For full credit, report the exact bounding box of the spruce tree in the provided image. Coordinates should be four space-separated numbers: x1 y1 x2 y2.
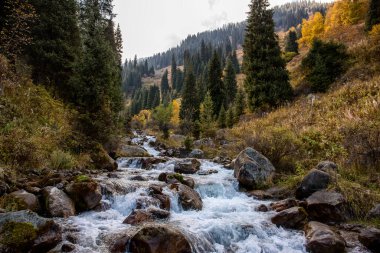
160 70 170 102
285 30 298 53
26 0 81 101
208 51 225 115
234 89 245 123
171 54 177 90
366 0 380 32
231 50 241 74
226 107 234 128
115 24 123 64
217 105 227 128
224 58 237 106
200 92 216 137
243 0 293 111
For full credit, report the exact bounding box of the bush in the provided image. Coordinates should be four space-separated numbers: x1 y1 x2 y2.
283 52 297 62
302 39 348 92
183 136 194 151
49 150 75 170
0 222 37 250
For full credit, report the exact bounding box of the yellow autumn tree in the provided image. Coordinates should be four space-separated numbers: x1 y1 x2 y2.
299 12 325 47
170 99 181 126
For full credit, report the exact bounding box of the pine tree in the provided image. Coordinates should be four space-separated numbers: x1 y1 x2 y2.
208 51 225 115
115 24 123 64
217 105 227 128
180 67 199 134
366 0 380 32
243 0 293 111
171 54 177 90
26 0 81 100
161 70 170 102
226 107 234 128
231 50 240 74
224 58 237 106
234 89 245 123
200 92 216 137
285 29 298 53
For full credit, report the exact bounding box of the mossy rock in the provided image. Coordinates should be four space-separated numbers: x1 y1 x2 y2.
167 173 184 183
0 195 28 212
0 221 37 250
75 175 91 183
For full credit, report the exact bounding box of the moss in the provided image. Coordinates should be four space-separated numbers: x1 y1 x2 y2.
0 221 37 249
167 173 184 184
0 195 27 212
75 174 91 183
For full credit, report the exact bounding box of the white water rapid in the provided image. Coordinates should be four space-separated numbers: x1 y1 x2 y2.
57 133 308 253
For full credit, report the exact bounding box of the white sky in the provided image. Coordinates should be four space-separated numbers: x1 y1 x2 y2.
113 0 329 61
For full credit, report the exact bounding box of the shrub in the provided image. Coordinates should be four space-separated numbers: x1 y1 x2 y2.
49 150 75 170
302 39 348 92
183 136 194 151
283 52 297 62
0 222 37 250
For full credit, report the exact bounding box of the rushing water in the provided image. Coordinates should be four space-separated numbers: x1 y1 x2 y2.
57 134 308 253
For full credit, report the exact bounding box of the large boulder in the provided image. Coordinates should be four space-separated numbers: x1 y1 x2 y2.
188 149 204 159
120 145 150 157
0 210 62 253
65 177 102 212
232 147 275 189
316 161 338 174
128 224 192 253
368 204 380 219
304 221 346 253
174 159 201 174
306 191 348 223
42 187 75 218
270 198 299 212
271 207 307 229
0 190 40 212
295 169 331 199
123 208 170 226
170 184 202 211
358 228 380 253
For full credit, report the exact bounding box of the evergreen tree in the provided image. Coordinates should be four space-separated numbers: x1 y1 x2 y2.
180 67 199 134
226 107 234 128
217 105 227 128
224 58 237 106
175 69 184 93
200 92 216 137
231 50 240 74
144 60 148 75
26 0 81 101
160 70 170 102
149 66 155 76
234 89 245 123
285 29 298 53
133 54 137 68
208 51 225 115
115 24 123 64
243 0 293 111
171 54 177 90
366 0 380 32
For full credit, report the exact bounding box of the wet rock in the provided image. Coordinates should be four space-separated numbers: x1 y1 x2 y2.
42 187 75 218
181 177 195 189
146 207 170 219
120 145 151 157
188 149 204 159
0 190 40 212
171 184 202 211
358 227 380 253
304 221 346 253
174 159 201 174
368 204 380 219
270 198 299 212
271 207 307 229
65 178 102 212
255 204 269 212
107 173 119 179
135 196 161 209
141 157 168 169
296 169 331 199
316 161 338 174
198 169 218 175
232 147 275 190
249 186 291 200
151 193 171 211
306 191 348 223
129 224 192 253
123 210 153 225
158 172 168 182
109 234 131 253
61 243 75 252
0 210 62 253
0 181 9 197
130 175 148 181
93 200 112 212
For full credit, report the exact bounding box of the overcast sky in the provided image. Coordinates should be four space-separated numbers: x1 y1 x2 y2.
113 0 328 61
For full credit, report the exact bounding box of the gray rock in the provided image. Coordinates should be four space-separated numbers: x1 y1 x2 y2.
306 191 348 223
43 187 75 218
271 207 308 229
170 183 202 211
0 190 40 212
358 227 380 253
296 169 331 199
65 180 102 212
304 221 346 253
232 147 275 189
188 149 204 159
120 145 150 157
174 159 201 174
129 224 191 253
316 161 338 173
368 204 380 219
